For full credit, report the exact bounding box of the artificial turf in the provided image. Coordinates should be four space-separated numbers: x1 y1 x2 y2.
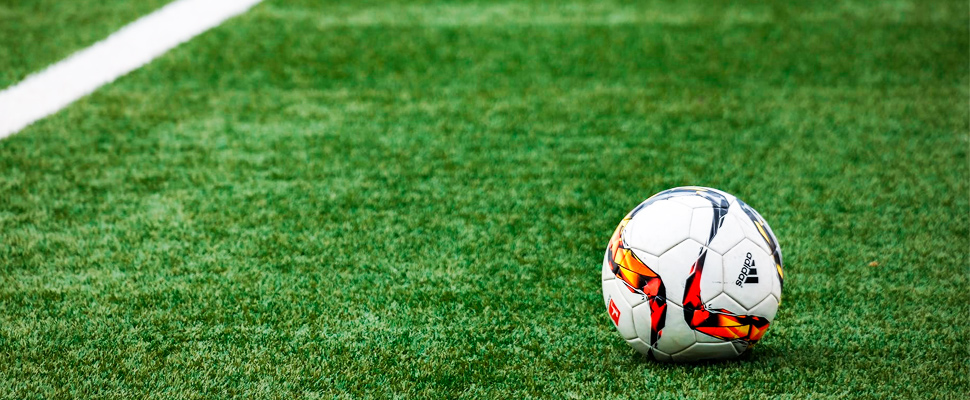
0 0 968 398
0 0 172 88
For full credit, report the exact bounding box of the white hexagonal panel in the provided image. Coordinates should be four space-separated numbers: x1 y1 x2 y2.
689 208 746 255
688 206 715 244
748 294 780 322
632 301 653 345
671 342 739 362
657 239 705 306
633 302 653 344
722 239 775 310
602 278 637 340
654 303 696 355
623 200 693 257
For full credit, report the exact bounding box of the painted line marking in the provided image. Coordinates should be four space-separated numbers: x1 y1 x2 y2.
0 0 264 139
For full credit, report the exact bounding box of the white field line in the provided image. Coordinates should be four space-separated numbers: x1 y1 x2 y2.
0 0 263 139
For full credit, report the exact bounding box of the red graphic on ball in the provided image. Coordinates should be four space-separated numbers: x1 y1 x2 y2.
608 298 621 326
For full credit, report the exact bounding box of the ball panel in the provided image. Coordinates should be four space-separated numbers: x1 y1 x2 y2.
693 293 747 343
770 265 783 301
731 203 775 255
654 303 696 355
707 292 747 314
602 279 637 340
671 342 739 362
688 206 712 242
697 251 724 305
658 186 738 205
624 200 692 257
656 239 705 307
668 194 720 209
626 338 651 357
733 341 749 355
631 301 653 345
748 294 780 322
760 219 781 257
734 199 784 287
694 332 726 343
689 207 745 255
650 348 673 362
628 248 660 276
722 239 775 310
601 252 614 282
616 275 648 308
700 186 737 203
715 212 749 255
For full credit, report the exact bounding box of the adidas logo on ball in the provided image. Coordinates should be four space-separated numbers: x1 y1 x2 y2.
735 252 759 287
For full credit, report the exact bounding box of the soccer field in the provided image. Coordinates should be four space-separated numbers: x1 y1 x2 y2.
1 0 967 398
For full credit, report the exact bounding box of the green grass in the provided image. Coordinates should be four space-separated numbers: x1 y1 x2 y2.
0 0 172 88
1 0 968 398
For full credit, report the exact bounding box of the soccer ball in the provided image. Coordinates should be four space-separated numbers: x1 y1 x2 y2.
601 186 784 362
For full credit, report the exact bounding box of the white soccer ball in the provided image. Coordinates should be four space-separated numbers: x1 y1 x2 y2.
601 186 784 362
